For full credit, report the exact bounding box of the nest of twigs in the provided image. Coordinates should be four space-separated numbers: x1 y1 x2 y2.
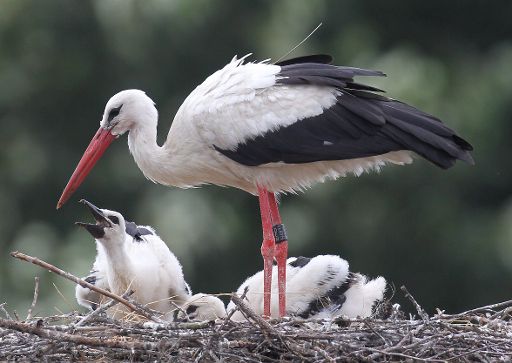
1 251 512 362
1 302 511 362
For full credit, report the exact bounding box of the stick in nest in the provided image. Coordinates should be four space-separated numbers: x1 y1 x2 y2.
74 290 134 327
229 295 274 334
0 303 12 320
229 294 295 356
10 251 160 322
0 318 160 352
26 277 40 320
401 285 429 322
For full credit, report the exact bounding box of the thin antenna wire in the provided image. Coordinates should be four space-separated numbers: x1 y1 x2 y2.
275 22 323 64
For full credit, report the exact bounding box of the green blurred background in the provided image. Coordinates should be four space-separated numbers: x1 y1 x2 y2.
1 0 511 318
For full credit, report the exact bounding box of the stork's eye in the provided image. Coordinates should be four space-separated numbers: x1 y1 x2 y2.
107 105 123 123
109 216 119 225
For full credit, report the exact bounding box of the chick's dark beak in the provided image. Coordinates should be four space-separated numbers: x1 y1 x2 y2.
75 199 111 239
79 199 111 225
75 222 106 239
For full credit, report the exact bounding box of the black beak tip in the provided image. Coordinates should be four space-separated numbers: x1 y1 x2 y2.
78 199 110 225
79 199 94 207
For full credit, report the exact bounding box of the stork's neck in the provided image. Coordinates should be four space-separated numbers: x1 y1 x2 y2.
99 238 134 293
127 118 188 187
128 124 168 184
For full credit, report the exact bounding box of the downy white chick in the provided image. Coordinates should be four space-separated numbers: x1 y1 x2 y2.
75 199 191 320
227 255 386 320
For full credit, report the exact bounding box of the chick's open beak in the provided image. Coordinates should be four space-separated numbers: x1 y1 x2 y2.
75 199 111 239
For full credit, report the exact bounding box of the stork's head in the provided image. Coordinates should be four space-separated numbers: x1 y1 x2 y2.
101 90 157 136
75 199 126 245
176 294 227 321
56 90 157 209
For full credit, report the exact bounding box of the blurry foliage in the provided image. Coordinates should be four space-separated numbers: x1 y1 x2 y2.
0 0 511 317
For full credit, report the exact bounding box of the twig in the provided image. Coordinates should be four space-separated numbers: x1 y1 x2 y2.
200 288 252 358
223 287 250 326
0 303 12 320
489 306 512 320
0 317 160 351
229 295 274 334
26 277 40 320
74 290 134 327
10 251 158 322
452 299 512 318
363 319 391 346
401 285 429 322
52 282 74 312
367 347 444 362
129 298 166 323
229 296 298 358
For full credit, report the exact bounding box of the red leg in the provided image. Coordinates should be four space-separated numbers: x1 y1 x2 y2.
258 186 274 318
268 192 288 318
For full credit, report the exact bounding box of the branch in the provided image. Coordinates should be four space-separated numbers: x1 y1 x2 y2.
0 317 159 351
229 295 275 334
455 299 512 317
10 251 158 322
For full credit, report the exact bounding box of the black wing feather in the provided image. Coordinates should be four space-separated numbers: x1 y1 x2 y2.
215 58 474 169
125 221 153 242
298 272 356 319
275 54 333 66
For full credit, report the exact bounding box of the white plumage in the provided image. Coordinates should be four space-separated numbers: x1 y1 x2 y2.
111 60 411 194
75 200 191 321
226 255 386 320
76 256 110 311
176 255 387 322
175 293 227 321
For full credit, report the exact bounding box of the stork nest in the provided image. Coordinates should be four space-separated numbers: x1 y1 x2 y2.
2 251 512 362
1 295 512 362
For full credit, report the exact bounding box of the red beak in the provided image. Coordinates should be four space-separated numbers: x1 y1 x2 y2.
57 127 117 209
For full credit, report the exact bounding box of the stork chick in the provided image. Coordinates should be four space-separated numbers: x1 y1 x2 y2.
178 255 386 321
75 199 191 320
227 255 386 320
174 293 227 322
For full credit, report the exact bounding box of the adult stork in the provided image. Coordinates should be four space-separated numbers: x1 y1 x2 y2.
57 54 474 318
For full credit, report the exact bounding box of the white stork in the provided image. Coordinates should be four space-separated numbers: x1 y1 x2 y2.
227 255 386 320
57 54 474 318
75 199 192 320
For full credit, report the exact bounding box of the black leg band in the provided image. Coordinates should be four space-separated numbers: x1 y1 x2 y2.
272 224 288 243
